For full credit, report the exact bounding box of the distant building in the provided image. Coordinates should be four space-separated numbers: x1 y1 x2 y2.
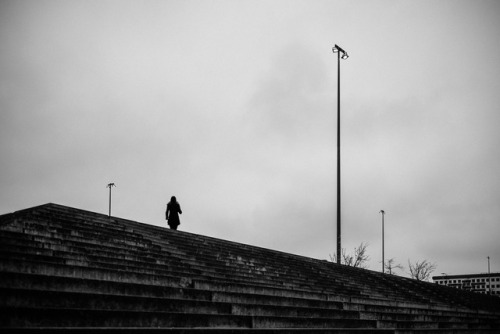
433 273 500 296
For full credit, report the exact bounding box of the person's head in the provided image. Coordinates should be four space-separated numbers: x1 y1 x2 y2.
170 196 177 203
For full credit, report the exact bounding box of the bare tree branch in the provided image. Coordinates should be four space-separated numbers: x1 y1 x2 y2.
330 242 370 269
384 258 404 275
408 259 436 281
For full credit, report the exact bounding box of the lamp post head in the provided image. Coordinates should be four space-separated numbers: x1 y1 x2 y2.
332 44 349 59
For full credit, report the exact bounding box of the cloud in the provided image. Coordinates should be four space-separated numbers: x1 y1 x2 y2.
248 43 331 141
1 0 500 276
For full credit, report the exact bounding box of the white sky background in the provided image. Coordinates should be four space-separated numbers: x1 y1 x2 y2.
1 0 500 278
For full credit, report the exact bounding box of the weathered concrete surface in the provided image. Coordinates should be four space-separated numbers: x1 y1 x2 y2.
1 203 499 333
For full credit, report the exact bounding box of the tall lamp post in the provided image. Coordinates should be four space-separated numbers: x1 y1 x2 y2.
107 183 115 217
380 210 385 273
332 44 349 264
488 256 491 295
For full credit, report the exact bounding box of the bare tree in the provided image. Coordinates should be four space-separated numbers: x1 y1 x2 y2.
330 242 370 269
384 258 404 275
408 259 436 281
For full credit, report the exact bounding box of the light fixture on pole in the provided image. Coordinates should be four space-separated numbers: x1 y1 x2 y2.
380 210 385 273
332 44 349 264
107 183 115 217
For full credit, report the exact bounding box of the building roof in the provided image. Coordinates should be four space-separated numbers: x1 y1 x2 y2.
433 273 500 280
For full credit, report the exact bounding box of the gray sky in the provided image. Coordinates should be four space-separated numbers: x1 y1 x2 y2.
1 0 499 278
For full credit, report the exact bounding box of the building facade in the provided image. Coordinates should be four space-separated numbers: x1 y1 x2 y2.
433 273 500 296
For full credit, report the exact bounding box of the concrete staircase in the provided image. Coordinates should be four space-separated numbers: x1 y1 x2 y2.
1 203 499 333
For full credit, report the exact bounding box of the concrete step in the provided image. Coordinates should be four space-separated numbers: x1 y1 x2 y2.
0 262 357 313
354 303 499 321
0 287 360 319
5 207 476 309
0 253 349 305
1 307 252 328
199 280 498 325
394 330 500 334
0 230 184 266
0 241 195 275
117 236 418 303
0 238 164 264
193 280 417 310
361 310 471 323
0 257 189 288
5 273 486 329
0 271 345 311
2 328 396 333
2 228 387 303
1 230 347 292
2 203 500 332
0 252 488 328
0 271 209 300
0 288 230 314
1 266 492 328
1 307 378 329
6 271 480 325
0 249 342 296
5 219 403 303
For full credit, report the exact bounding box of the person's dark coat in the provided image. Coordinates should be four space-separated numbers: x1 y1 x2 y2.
166 200 182 230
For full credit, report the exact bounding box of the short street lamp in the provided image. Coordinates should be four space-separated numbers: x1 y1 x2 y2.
380 210 385 273
107 183 116 217
488 256 491 295
332 44 349 264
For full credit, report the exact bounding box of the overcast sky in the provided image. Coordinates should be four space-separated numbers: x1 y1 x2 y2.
1 0 499 278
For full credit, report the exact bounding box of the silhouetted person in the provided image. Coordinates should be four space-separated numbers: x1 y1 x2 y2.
166 196 182 230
